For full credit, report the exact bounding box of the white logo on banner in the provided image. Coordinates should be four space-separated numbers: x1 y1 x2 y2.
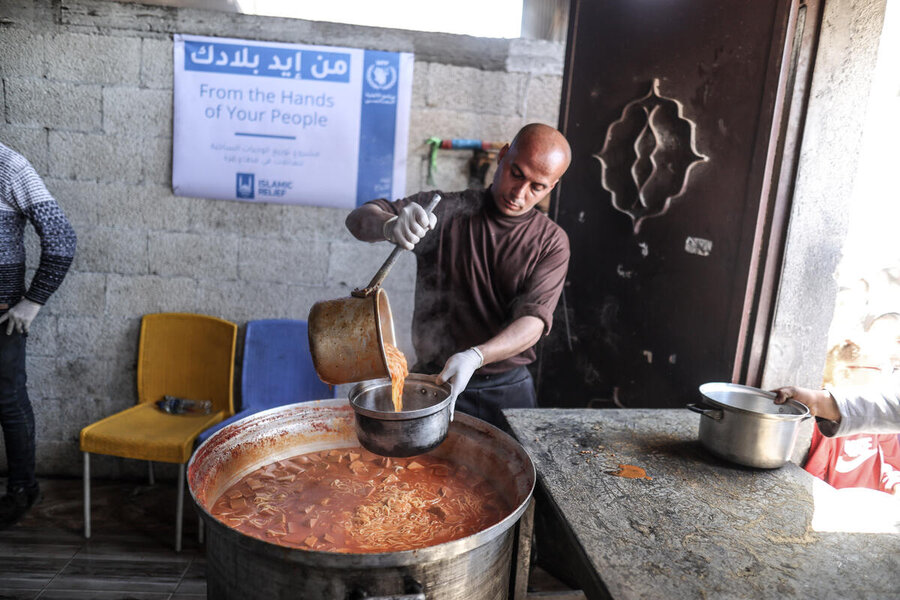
366 62 397 91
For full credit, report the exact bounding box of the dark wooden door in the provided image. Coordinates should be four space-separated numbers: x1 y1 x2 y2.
538 0 802 408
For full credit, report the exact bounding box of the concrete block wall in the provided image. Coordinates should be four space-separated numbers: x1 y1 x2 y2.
0 0 563 478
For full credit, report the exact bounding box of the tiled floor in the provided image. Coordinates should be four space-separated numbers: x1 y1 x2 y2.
0 477 205 600
0 477 581 600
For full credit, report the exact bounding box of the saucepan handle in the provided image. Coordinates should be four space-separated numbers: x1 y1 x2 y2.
783 398 815 420
687 403 724 421
353 194 442 298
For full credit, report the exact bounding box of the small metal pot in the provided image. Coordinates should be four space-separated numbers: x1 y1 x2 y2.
349 374 452 457
688 382 811 469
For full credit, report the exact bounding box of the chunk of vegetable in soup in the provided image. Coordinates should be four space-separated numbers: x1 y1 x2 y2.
210 447 509 553
384 342 408 412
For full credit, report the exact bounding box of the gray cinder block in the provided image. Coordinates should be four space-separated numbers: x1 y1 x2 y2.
45 32 142 85
71 226 149 275
141 37 174 90
6 78 102 131
148 231 239 280
105 274 201 317
238 236 329 286
103 87 172 137
49 131 144 183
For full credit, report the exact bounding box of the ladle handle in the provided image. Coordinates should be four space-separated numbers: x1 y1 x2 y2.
353 194 441 297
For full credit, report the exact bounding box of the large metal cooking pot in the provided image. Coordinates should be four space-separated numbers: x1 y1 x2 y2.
188 398 535 600
688 382 811 469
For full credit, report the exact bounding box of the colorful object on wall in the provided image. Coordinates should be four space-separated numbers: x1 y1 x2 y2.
426 137 506 185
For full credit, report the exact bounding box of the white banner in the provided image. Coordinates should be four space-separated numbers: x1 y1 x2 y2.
172 34 413 208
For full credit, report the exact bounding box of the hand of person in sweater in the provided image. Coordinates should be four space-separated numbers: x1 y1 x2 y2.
383 202 437 251
0 298 41 335
437 347 484 420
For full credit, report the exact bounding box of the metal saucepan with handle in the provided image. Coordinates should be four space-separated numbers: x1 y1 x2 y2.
308 193 441 385
688 382 811 468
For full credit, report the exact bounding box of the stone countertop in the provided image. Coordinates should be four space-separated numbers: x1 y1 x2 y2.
503 408 900 600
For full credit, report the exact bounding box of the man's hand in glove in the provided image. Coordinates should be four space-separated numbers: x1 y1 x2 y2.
437 347 484 420
383 202 437 251
0 298 42 335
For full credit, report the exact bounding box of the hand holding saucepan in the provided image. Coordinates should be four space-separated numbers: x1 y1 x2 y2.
437 347 484 421
383 202 438 251
772 386 842 422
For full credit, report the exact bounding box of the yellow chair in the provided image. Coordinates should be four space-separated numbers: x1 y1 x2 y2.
79 312 237 551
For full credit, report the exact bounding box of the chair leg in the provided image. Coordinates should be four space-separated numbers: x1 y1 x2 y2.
148 461 155 486
83 452 91 539
198 515 204 544
175 463 185 552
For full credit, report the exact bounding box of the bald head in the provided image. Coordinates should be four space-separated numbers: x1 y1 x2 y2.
509 123 572 180
490 123 571 217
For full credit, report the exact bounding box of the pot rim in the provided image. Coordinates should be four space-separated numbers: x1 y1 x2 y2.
698 382 810 422
349 374 451 421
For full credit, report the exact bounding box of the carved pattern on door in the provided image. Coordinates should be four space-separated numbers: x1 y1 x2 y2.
594 79 708 233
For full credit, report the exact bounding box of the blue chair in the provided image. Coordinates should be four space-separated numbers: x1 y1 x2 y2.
196 319 332 445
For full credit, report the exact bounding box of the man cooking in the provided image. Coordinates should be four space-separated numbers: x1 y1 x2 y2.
345 123 572 428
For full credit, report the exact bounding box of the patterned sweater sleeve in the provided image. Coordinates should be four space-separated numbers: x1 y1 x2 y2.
9 164 77 305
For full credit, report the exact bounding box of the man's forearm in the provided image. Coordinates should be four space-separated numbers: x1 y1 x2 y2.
476 316 544 366
345 203 393 242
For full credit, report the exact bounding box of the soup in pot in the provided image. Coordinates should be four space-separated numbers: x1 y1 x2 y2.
210 446 509 553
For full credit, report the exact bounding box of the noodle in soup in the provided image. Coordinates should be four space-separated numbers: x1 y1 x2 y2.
210 446 509 553
384 342 408 412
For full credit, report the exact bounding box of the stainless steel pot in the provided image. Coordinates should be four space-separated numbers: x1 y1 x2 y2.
349 374 452 457
188 398 535 600
688 382 811 469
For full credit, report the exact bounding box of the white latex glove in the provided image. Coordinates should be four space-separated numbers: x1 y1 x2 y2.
437 347 484 420
383 202 437 251
0 298 42 335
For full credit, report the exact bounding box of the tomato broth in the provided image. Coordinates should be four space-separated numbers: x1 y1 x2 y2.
210 446 510 553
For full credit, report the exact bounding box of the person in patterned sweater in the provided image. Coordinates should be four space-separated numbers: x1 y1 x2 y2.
0 142 76 529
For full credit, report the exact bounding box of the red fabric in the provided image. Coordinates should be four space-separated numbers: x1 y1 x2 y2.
804 425 900 493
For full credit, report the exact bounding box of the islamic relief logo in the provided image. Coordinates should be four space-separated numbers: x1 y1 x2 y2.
366 60 398 91
236 173 255 199
594 79 708 233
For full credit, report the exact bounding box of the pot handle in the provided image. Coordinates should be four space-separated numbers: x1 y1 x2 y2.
349 577 426 600
687 403 723 421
